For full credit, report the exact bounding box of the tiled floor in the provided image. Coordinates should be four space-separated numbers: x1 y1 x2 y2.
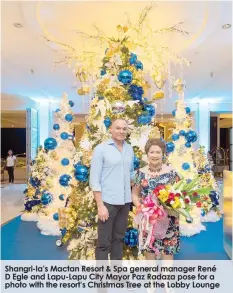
1 183 26 225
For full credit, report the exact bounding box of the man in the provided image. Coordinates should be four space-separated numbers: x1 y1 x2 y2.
90 118 134 260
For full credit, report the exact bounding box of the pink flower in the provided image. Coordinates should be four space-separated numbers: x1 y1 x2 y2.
153 185 166 196
184 197 190 204
168 193 175 200
141 179 149 188
196 201 202 208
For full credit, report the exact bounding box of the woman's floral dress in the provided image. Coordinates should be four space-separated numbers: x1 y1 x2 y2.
134 169 180 255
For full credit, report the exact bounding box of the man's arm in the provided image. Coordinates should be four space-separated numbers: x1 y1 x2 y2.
130 150 135 185
90 146 109 222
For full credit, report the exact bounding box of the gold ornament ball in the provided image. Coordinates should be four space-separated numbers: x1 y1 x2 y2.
184 121 191 128
174 78 186 94
152 91 164 100
51 151 57 158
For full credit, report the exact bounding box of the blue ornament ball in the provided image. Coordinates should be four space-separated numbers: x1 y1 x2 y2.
59 194 65 201
132 92 143 101
166 142 175 153
41 192 53 205
25 200 41 212
61 158 70 166
138 114 152 125
65 114 73 122
59 174 72 186
124 228 138 247
204 165 211 172
179 130 186 136
129 53 137 65
172 109 176 117
61 228 67 236
172 133 180 141
60 132 69 140
30 177 41 187
185 107 191 114
201 209 206 217
75 165 89 182
133 156 140 170
101 69 106 76
53 213 59 221
74 162 82 169
135 60 143 70
209 191 219 205
182 163 190 170
130 53 137 59
44 137 57 150
104 117 111 129
78 227 84 233
128 84 144 101
53 124 60 131
185 130 197 143
118 70 133 85
55 109 61 113
35 189 41 196
69 100 74 107
144 104 156 117
185 142 192 148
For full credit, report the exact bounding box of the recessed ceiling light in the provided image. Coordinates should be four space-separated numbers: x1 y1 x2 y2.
12 125 14 127
14 23 23 28
222 24 231 29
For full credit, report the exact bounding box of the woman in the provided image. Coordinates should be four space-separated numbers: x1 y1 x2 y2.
6 150 16 183
132 139 179 292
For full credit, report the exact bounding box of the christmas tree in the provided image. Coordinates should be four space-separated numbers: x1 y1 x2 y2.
193 146 221 222
41 5 204 258
22 93 79 236
166 98 221 236
56 31 191 260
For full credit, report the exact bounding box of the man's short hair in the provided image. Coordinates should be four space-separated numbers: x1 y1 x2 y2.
111 118 128 126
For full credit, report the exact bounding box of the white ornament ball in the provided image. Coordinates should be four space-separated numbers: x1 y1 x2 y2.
56 240 62 247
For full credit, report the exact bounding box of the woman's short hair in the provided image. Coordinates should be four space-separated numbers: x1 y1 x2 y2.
145 138 166 154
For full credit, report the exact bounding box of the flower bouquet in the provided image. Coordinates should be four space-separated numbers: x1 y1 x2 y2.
134 195 170 254
153 175 213 221
134 175 212 254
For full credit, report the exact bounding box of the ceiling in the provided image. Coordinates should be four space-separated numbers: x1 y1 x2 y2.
1 1 232 113
1 111 26 128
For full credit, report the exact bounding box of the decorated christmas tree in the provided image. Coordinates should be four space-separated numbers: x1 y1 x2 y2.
166 97 221 236
193 146 221 222
22 93 79 236
55 26 191 260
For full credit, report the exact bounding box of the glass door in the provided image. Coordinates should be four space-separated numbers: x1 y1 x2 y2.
26 108 39 178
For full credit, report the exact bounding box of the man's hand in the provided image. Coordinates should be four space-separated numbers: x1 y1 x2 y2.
98 204 109 222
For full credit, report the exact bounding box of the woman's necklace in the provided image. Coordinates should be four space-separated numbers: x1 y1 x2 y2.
148 164 162 176
148 165 162 172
